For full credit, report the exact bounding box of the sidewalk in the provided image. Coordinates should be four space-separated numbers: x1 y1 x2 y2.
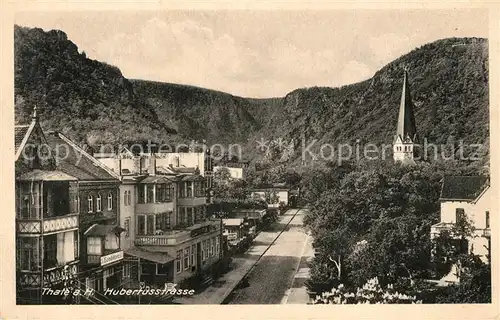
282 229 315 304
173 209 300 304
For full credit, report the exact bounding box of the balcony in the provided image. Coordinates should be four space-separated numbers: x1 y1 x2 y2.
17 214 78 235
136 202 174 214
177 196 206 207
430 222 454 236
135 219 221 247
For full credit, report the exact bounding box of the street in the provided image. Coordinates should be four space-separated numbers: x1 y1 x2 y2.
225 209 312 304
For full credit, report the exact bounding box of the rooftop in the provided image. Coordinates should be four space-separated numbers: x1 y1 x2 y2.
440 176 489 201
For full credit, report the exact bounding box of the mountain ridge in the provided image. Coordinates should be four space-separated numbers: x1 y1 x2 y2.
14 25 489 166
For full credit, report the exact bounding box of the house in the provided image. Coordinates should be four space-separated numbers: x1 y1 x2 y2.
431 176 492 264
100 155 222 288
15 108 80 304
232 208 266 235
42 131 124 297
213 165 244 180
251 183 290 207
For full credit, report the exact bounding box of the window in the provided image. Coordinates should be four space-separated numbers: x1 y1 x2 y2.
123 264 131 278
141 263 155 275
137 215 146 235
186 182 193 198
74 230 79 259
18 238 38 271
146 215 155 235
88 195 93 213
184 247 190 270
107 193 113 210
201 241 205 261
105 234 119 250
456 208 466 225
156 184 173 203
176 250 182 273
127 190 132 206
165 212 172 228
155 213 163 231
87 237 102 255
187 207 193 225
157 263 169 275
44 234 57 267
96 194 102 212
179 183 186 198
138 187 145 204
194 182 201 197
216 237 220 256
124 218 130 237
146 185 154 203
123 191 128 206
486 211 490 228
210 238 215 256
190 244 196 266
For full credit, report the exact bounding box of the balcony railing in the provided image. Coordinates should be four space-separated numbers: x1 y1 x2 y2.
177 197 206 207
136 202 174 214
135 220 221 246
17 214 79 234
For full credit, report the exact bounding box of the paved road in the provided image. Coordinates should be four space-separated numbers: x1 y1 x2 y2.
173 209 301 304
226 209 310 304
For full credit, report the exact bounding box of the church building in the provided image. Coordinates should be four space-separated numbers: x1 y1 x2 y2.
393 68 419 164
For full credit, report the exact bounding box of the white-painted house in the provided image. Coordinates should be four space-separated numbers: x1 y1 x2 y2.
213 166 243 179
431 176 491 263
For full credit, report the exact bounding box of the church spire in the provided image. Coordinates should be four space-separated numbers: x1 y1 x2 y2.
396 67 417 143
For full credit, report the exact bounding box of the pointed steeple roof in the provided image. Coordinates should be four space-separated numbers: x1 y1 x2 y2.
396 68 418 143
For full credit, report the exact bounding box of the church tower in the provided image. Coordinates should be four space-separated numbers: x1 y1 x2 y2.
393 67 418 164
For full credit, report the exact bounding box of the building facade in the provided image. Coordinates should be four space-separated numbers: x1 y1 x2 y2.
15 109 80 304
431 176 491 264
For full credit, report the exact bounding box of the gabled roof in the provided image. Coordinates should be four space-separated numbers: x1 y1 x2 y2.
45 131 120 181
395 69 418 143
18 169 78 182
440 176 489 201
15 125 31 155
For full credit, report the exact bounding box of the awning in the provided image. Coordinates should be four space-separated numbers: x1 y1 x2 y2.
84 224 126 236
125 247 175 264
17 170 78 182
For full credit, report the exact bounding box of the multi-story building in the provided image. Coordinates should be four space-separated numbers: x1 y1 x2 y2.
96 152 222 288
42 131 124 296
15 108 80 304
431 176 492 264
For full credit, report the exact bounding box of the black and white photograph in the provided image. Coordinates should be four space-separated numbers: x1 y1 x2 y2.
3 5 496 312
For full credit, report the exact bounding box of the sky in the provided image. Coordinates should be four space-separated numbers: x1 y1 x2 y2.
15 9 489 98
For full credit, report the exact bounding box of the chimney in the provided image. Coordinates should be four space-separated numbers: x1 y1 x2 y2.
148 153 156 175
